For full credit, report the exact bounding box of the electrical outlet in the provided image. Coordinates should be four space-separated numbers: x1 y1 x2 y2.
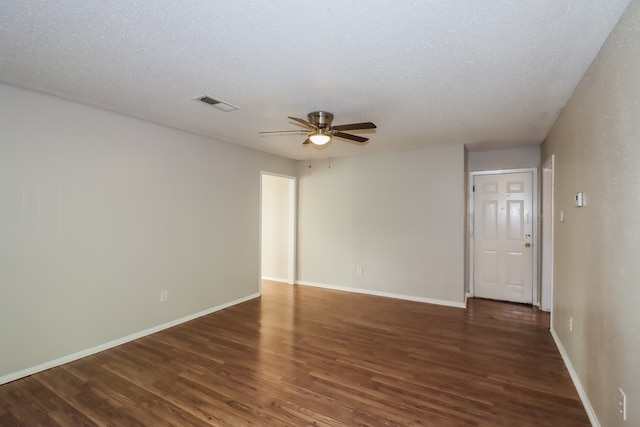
160 290 168 302
569 316 573 332
357 266 363 275
619 388 627 421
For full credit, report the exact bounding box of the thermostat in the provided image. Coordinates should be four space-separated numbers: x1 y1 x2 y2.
575 192 584 207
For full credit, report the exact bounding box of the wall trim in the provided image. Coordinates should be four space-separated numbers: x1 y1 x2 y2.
0 292 260 386
468 168 539 305
261 276 288 283
260 171 297 285
550 327 600 427
296 281 466 309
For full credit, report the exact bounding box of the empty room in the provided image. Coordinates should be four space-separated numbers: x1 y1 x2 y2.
1 1 639 426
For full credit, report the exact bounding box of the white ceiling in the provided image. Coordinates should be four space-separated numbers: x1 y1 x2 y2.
0 1 632 160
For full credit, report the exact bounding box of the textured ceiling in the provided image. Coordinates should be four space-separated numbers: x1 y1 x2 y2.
0 1 632 160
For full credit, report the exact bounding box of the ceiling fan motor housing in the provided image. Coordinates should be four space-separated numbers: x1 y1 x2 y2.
308 111 333 129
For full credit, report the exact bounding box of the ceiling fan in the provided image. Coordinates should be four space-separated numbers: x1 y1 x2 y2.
260 111 376 146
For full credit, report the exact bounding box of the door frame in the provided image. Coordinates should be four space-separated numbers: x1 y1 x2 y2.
541 156 555 313
468 168 539 306
260 172 297 291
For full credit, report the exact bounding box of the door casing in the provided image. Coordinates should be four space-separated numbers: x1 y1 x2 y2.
260 172 297 291
541 156 554 313
468 168 539 306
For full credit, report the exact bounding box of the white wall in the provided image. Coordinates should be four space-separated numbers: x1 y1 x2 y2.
0 83 296 381
261 174 291 281
542 1 640 425
467 146 540 171
297 144 466 306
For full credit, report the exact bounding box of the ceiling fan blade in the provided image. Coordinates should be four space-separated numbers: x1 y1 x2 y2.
333 131 369 143
288 116 314 129
302 138 311 145
259 129 308 134
332 122 376 131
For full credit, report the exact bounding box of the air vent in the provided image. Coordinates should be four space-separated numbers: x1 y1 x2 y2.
197 95 239 112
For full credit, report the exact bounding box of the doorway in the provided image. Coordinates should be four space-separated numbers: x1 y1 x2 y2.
260 172 296 286
469 169 538 305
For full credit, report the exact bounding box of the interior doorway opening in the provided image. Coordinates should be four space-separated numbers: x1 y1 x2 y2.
260 172 296 287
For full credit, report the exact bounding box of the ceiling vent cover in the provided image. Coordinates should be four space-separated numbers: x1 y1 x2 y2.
197 95 239 112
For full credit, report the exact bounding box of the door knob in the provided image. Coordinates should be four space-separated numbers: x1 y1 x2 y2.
524 242 531 248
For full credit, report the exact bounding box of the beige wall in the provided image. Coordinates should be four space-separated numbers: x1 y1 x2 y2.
542 1 640 425
467 146 540 171
297 145 466 306
0 83 296 381
261 174 291 281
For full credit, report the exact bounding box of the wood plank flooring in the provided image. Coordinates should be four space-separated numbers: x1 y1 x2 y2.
0 281 589 426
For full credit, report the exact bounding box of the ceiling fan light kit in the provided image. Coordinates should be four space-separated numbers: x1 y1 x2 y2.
260 111 376 146
309 130 331 145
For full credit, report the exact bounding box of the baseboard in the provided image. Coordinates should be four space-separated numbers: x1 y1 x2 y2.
261 276 288 283
550 327 600 427
296 281 466 309
0 292 260 386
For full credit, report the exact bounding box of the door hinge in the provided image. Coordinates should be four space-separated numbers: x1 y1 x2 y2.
472 185 475 192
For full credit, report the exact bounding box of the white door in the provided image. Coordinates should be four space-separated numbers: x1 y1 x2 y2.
473 172 533 304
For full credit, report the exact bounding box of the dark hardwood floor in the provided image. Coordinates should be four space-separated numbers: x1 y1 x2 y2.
0 280 589 426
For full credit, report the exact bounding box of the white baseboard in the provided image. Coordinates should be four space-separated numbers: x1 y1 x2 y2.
550 327 600 427
296 281 466 309
261 276 288 283
0 292 260 386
